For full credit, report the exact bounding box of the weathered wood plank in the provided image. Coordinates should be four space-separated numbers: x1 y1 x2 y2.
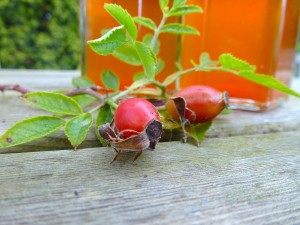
1 93 300 153
1 72 300 153
0 131 299 224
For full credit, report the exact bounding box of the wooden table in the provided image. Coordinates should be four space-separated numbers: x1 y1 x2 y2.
1 70 300 224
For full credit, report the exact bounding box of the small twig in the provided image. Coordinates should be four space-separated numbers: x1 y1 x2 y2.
65 85 105 101
0 84 31 95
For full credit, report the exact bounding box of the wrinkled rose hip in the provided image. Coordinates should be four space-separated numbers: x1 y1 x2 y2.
114 98 160 138
166 85 229 123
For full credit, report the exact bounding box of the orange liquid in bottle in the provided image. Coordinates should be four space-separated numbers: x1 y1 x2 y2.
181 0 294 111
272 0 300 100
80 0 178 89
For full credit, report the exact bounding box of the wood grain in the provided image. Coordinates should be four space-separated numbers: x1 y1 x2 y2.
1 131 300 225
1 93 300 153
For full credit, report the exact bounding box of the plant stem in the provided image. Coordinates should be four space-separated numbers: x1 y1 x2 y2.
111 79 150 102
0 84 31 94
65 86 105 101
150 80 166 97
150 13 168 50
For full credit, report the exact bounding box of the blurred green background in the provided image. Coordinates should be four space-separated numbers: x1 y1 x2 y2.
0 0 79 70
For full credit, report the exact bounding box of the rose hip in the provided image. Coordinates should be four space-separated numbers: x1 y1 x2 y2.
166 85 229 123
114 98 160 138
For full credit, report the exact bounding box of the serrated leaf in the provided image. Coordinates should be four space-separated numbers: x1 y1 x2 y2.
71 95 96 108
72 77 94 88
64 113 93 149
219 54 255 71
0 116 65 149
169 5 202 16
133 17 157 30
95 104 114 146
238 71 300 98
104 4 137 41
199 52 219 67
173 0 187 8
24 92 83 115
88 26 126 56
101 70 120 90
135 41 157 80
160 23 200 35
112 43 141 65
159 0 169 12
186 121 212 146
143 34 160 55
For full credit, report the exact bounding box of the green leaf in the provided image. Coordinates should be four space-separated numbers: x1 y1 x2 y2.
156 58 165 74
24 92 83 115
159 0 169 12
133 72 145 81
104 4 137 41
87 26 126 56
64 113 93 149
95 104 114 146
112 43 141 65
238 71 300 98
0 116 65 149
101 70 120 90
160 23 200 35
185 121 212 146
219 54 255 71
143 34 160 55
220 108 233 115
169 5 202 17
199 52 219 67
162 70 183 86
173 0 187 8
71 95 96 108
133 17 157 30
134 41 157 80
72 77 94 88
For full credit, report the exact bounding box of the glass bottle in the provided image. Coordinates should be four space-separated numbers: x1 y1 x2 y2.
180 0 299 111
79 0 178 89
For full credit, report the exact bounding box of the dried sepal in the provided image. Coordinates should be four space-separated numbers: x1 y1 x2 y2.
169 96 195 142
98 119 163 162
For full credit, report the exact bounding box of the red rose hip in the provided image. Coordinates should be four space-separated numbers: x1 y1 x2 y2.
166 85 229 123
114 98 160 138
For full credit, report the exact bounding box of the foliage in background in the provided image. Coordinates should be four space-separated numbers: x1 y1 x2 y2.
0 0 79 69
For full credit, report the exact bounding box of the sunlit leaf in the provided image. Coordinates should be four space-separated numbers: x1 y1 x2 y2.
219 53 255 71
71 95 96 108
64 113 93 149
72 77 94 88
112 43 141 65
160 23 200 35
0 116 65 149
238 71 300 98
169 5 202 17
104 4 137 41
186 121 212 146
101 70 120 90
133 17 157 30
88 26 126 56
95 104 114 146
135 41 157 80
24 92 83 115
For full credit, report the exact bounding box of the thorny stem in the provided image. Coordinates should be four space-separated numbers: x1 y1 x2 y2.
0 84 31 95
